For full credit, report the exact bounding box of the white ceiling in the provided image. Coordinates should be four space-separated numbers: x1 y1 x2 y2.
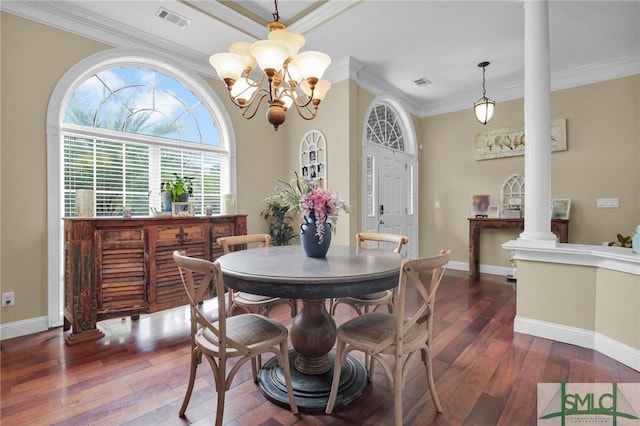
3 0 639 117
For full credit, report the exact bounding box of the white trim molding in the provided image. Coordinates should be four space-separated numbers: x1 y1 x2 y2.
515 316 640 372
505 240 640 371
0 317 49 341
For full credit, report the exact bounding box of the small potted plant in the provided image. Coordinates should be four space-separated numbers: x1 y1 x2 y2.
161 173 194 211
261 200 297 246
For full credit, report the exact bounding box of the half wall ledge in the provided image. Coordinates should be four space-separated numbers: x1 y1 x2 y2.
502 241 640 371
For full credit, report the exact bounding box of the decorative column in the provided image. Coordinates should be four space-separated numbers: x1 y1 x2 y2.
518 0 557 247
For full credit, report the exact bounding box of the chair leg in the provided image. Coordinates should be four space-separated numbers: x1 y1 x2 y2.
393 355 404 426
250 356 258 383
179 348 200 417
325 339 346 414
423 346 442 412
214 363 226 426
279 340 299 414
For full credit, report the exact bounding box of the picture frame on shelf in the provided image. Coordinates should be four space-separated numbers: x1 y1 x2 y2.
172 202 194 217
488 206 500 218
551 199 571 220
472 194 491 217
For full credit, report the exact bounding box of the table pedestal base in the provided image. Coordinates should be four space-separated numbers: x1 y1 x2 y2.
259 349 368 413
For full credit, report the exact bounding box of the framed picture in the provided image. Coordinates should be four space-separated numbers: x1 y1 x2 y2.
472 194 491 217
488 206 500 218
172 202 194 217
551 199 571 220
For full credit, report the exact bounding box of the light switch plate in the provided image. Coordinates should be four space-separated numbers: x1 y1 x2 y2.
597 198 619 208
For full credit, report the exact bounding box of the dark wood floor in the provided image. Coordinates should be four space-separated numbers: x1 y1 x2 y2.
2 270 639 425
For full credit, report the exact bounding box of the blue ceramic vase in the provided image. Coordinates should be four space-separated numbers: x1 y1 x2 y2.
300 216 332 258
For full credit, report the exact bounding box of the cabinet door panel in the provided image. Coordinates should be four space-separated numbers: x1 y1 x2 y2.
149 224 210 311
97 229 146 313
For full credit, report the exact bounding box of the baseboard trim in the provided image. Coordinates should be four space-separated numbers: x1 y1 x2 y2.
447 261 511 278
514 316 639 371
0 316 49 340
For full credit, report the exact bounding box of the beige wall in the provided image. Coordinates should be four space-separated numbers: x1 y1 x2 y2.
419 75 640 267
0 13 285 324
517 260 640 352
2 11 639 327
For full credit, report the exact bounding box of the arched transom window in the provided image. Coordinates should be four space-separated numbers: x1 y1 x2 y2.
365 103 406 152
62 65 229 216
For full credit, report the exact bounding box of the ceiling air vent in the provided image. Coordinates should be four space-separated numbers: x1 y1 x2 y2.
157 8 190 28
413 77 432 87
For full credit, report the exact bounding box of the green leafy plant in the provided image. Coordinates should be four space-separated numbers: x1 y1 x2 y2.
162 173 194 202
261 201 297 246
608 234 632 248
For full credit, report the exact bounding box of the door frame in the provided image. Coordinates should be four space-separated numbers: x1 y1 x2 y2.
360 95 419 258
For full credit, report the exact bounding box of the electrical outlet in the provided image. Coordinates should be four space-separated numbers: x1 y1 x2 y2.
2 292 15 307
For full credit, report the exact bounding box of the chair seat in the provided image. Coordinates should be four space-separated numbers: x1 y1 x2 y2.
234 292 281 304
198 313 288 355
345 290 391 302
338 312 428 354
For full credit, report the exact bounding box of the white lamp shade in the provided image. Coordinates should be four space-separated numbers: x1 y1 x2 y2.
209 53 246 81
285 61 302 83
268 28 305 57
229 41 257 70
301 78 331 100
230 78 258 102
474 98 495 124
293 51 331 79
250 40 289 73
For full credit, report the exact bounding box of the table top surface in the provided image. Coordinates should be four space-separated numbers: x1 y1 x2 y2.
216 245 404 299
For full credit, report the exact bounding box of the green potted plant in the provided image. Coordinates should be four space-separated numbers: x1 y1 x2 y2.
261 200 297 246
161 173 194 211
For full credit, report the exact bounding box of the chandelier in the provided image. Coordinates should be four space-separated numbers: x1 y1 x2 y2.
473 61 495 125
209 0 332 131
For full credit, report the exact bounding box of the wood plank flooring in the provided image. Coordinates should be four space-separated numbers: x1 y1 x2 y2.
2 270 639 425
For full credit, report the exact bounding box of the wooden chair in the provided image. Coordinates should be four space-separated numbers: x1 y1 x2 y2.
330 232 409 316
325 249 451 426
216 234 298 318
173 250 298 425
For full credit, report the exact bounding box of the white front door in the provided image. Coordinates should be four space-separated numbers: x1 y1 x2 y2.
362 144 417 258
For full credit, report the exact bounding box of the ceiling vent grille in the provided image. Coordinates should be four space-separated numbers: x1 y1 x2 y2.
413 77 432 87
157 8 190 28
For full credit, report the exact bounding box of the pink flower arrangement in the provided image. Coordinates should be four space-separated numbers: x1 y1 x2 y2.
268 174 349 244
300 187 350 243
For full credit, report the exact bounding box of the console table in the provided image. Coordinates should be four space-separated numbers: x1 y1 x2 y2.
63 214 246 345
468 218 569 278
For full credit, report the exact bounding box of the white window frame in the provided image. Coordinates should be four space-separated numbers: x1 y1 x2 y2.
46 49 236 328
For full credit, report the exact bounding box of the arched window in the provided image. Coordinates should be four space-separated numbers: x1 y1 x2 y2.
47 50 235 328
62 65 229 216
365 103 406 152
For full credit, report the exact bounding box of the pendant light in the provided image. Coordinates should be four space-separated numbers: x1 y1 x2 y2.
473 61 495 125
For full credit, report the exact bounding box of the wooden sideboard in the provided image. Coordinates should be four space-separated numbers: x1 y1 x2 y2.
63 214 247 345
468 218 569 279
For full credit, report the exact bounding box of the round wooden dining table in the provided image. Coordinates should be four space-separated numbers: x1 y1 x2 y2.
216 244 403 412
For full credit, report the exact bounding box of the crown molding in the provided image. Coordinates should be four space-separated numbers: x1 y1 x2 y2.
416 54 640 118
1 0 218 79
288 0 364 34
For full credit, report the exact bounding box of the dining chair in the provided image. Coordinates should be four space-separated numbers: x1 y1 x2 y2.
330 232 409 316
216 234 298 318
173 250 298 425
325 249 451 426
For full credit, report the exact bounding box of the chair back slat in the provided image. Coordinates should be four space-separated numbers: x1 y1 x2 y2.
356 232 408 254
173 250 252 357
393 249 451 352
217 234 271 253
